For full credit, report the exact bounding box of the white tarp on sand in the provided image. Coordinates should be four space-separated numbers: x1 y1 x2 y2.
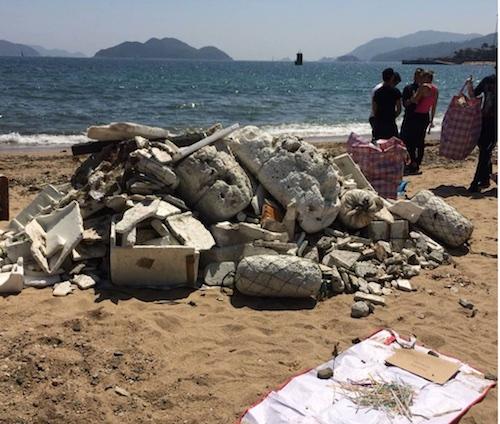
240 329 494 424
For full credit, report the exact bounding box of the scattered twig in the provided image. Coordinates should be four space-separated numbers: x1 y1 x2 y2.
331 342 340 404
338 375 415 421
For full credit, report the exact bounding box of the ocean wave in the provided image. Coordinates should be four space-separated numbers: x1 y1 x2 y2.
0 116 444 147
0 132 90 146
262 123 373 138
262 116 443 139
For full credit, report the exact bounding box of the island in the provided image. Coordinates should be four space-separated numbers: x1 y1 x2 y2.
335 54 361 62
94 37 232 60
402 43 497 65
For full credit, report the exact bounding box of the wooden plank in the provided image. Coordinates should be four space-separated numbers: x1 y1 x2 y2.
71 139 120 156
0 175 9 221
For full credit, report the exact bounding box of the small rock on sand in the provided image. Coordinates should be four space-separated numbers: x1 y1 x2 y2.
114 386 131 397
351 301 371 318
52 281 74 297
317 367 333 379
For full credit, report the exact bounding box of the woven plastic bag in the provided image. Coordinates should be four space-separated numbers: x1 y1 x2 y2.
338 189 384 229
411 190 473 247
440 88 482 160
347 133 407 199
235 255 322 298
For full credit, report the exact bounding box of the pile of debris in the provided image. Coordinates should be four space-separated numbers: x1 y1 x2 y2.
0 122 474 318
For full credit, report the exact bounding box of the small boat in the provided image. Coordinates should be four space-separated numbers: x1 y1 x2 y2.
295 52 303 65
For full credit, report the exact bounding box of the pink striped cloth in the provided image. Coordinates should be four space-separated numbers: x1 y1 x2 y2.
440 95 482 160
347 133 407 199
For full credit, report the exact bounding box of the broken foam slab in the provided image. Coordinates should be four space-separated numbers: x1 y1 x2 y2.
87 122 172 142
115 198 161 234
175 142 253 222
9 184 65 232
52 281 74 297
231 127 341 233
332 153 375 192
388 200 424 224
210 221 289 247
166 212 215 251
25 201 84 275
0 257 24 294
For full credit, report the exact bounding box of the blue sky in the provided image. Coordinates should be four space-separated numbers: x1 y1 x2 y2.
0 0 497 59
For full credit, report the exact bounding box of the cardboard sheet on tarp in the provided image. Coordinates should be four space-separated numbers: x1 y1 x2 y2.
239 329 495 424
386 348 460 385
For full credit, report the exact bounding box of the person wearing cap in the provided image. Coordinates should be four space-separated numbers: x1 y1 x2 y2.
466 66 497 192
371 68 402 140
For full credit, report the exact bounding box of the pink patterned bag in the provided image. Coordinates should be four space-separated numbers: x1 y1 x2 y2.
439 91 482 160
347 133 407 199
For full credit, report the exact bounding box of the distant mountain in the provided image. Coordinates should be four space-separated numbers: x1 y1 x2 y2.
95 37 232 60
347 30 483 61
372 33 497 61
318 57 336 62
0 40 39 57
31 45 86 58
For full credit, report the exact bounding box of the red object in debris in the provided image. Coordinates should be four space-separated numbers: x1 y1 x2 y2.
261 201 282 223
0 175 9 221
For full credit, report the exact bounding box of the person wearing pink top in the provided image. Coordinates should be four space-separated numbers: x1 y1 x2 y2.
406 70 439 173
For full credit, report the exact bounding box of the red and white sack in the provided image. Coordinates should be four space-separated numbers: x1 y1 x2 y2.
347 133 407 199
440 94 482 160
411 190 473 247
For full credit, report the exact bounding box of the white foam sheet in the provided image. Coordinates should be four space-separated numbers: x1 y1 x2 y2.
240 329 494 424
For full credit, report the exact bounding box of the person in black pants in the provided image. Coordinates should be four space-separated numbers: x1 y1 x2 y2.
405 70 439 173
400 68 423 172
372 68 402 140
467 70 497 193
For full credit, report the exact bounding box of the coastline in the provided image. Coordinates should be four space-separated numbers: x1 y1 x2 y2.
0 145 72 154
304 131 441 145
0 131 443 152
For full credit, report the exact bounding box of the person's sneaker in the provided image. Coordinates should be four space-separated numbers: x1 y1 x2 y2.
479 182 491 189
404 164 420 175
467 183 480 193
408 166 422 176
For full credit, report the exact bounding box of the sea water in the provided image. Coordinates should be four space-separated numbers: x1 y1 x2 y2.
0 57 494 146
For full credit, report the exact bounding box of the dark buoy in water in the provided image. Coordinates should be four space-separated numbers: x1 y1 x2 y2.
295 52 303 65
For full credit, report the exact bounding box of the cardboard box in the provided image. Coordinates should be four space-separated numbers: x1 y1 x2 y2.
110 219 199 288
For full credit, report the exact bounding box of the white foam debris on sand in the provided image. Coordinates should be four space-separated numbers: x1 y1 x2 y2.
0 121 473 318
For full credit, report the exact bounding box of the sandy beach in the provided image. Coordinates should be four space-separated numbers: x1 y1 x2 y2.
0 142 497 423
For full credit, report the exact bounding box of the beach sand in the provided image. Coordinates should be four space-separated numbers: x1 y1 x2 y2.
0 143 497 423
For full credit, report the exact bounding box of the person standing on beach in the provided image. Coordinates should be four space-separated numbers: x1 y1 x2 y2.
406 70 439 173
370 70 401 139
466 68 497 192
400 68 424 172
369 81 383 138
371 68 402 140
